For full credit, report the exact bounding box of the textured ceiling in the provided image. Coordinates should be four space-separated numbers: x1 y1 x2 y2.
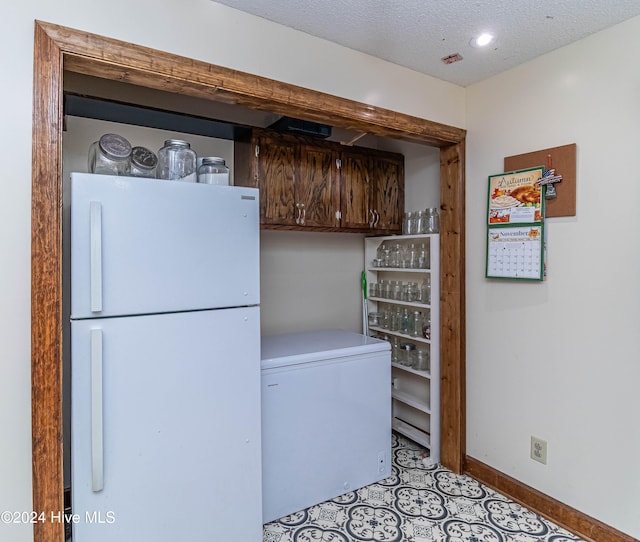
213 0 640 86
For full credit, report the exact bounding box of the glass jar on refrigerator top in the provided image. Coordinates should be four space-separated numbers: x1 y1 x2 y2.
157 139 197 182
128 146 158 178
88 133 132 175
197 157 229 185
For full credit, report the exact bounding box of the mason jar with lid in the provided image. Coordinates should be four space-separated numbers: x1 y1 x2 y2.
88 133 132 175
157 139 197 182
128 146 158 178
197 157 229 185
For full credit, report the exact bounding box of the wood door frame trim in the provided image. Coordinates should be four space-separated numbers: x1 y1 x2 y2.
31 20 466 542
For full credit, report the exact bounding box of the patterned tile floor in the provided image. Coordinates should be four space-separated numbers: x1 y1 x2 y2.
263 433 584 542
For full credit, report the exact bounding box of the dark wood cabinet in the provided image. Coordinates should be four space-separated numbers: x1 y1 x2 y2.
297 143 340 228
370 153 404 232
339 148 404 233
339 151 371 230
255 132 297 226
235 129 339 228
235 128 403 233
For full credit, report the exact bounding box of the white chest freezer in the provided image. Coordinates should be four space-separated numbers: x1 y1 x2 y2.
261 329 391 523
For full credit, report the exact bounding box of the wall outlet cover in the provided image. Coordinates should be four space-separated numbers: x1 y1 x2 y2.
530 436 547 465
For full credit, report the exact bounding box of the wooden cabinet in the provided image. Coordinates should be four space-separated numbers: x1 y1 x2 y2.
339 150 371 230
235 128 403 233
235 129 340 228
370 154 404 232
255 132 297 226
340 149 404 232
297 143 340 228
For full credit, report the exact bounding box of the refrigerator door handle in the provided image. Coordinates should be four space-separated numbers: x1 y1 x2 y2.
90 201 103 313
90 328 104 492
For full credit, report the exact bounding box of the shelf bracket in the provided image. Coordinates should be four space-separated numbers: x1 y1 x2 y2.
341 132 368 146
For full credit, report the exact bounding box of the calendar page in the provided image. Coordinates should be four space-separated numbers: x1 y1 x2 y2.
486 226 544 280
488 167 544 225
486 167 546 281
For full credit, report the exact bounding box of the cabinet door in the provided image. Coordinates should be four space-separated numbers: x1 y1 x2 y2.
371 154 404 233
340 151 372 229
297 144 340 227
257 133 297 226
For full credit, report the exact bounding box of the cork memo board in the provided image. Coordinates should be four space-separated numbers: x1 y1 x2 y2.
504 143 576 218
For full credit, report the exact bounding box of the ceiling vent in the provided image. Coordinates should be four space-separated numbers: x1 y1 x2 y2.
441 53 463 65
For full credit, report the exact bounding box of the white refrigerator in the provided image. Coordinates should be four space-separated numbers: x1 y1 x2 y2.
69 173 262 540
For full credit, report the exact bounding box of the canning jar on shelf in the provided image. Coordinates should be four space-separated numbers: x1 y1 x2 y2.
410 311 423 338
399 342 416 366
402 211 413 235
418 276 431 304
414 349 430 371
425 207 440 233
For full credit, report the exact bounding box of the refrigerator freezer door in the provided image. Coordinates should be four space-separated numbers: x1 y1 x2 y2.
71 307 262 541
70 173 259 319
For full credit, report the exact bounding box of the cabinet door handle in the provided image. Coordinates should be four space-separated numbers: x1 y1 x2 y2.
300 203 306 225
374 210 380 228
90 328 104 492
295 203 301 224
369 209 375 228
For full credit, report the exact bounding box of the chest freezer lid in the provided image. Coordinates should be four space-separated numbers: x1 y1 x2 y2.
261 329 389 369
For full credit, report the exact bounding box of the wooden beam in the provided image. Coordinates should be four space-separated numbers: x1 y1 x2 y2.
39 20 466 148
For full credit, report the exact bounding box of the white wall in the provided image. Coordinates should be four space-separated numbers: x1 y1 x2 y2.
1 2 463 540
260 231 366 336
466 16 640 538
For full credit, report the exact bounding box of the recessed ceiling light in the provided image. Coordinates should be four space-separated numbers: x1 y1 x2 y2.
470 33 494 48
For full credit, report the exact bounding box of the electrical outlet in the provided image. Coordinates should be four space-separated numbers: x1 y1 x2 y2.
530 436 547 464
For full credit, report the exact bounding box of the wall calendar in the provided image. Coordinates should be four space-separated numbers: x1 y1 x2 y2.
486 167 545 281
